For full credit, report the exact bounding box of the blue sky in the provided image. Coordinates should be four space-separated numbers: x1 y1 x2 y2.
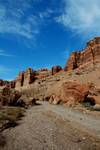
0 0 100 80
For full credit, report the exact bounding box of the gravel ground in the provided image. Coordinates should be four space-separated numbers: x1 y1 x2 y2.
1 102 100 150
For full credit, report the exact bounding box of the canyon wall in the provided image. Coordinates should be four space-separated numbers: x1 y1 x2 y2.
15 65 63 89
64 37 100 71
15 68 51 89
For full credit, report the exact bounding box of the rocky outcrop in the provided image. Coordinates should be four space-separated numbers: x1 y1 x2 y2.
23 68 35 86
64 37 100 71
45 80 89 106
15 68 52 89
15 68 36 89
36 69 51 79
52 66 62 75
15 72 24 88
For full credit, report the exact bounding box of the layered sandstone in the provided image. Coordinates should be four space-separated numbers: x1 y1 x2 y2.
15 68 52 89
64 37 100 71
35 69 51 79
15 68 35 89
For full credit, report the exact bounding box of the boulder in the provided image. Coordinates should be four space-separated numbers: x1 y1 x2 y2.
18 95 37 106
92 96 100 104
49 95 61 105
93 104 100 111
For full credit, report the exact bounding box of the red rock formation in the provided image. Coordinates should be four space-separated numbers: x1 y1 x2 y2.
23 68 35 86
52 66 62 75
64 37 100 71
36 69 51 79
15 68 36 88
15 72 24 88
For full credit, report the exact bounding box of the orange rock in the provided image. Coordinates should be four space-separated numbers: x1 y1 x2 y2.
64 37 100 71
46 81 89 106
92 96 100 104
15 72 24 88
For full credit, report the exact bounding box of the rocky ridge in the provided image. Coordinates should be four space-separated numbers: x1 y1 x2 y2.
64 37 100 71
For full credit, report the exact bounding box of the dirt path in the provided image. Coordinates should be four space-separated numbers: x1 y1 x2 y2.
1 102 100 150
42 102 100 138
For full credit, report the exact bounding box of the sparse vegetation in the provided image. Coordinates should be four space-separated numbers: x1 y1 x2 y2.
0 106 25 132
0 106 25 147
82 101 94 110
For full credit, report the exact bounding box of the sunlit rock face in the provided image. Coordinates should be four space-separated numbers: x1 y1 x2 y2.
64 37 100 71
15 68 35 89
23 68 35 86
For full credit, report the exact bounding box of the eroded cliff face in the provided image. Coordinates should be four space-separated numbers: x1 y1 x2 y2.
15 72 24 88
15 66 63 89
64 37 100 71
15 69 35 89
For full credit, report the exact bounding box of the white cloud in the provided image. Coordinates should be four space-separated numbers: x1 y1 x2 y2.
0 65 11 74
0 49 13 57
0 1 43 39
57 0 100 38
0 65 13 80
0 0 57 41
39 9 54 19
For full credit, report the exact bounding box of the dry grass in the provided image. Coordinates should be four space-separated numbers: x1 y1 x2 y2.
0 106 25 131
0 106 25 148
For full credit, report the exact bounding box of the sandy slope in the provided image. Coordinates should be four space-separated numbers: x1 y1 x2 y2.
1 101 100 150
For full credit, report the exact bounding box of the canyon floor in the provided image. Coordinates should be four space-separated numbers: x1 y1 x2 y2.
1 101 100 150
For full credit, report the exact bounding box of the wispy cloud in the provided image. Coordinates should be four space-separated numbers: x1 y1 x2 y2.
56 0 100 38
0 0 46 39
0 0 61 41
0 49 13 57
0 65 11 74
0 65 12 80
